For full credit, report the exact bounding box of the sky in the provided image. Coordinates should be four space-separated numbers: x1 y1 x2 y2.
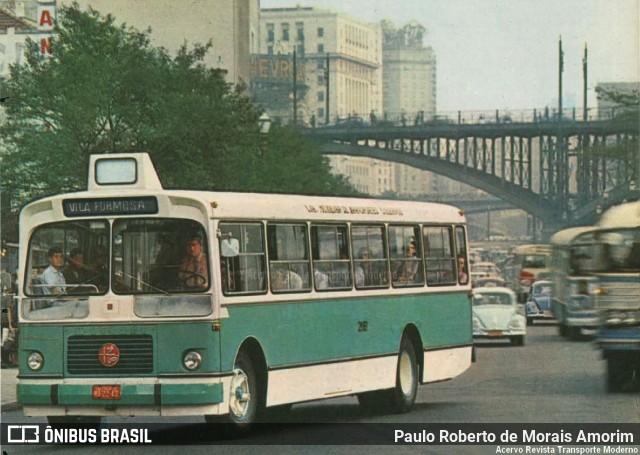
262 0 639 112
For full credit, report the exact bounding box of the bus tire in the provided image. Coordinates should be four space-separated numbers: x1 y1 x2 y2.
568 326 581 340
358 338 419 415
558 324 568 338
228 350 259 427
607 353 635 393
206 350 260 434
389 337 419 413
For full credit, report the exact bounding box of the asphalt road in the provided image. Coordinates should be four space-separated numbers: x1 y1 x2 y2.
2 323 638 455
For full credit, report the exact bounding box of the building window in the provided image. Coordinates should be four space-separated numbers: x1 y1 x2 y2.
317 43 324 53
266 23 274 42
267 45 273 55
317 27 324 37
281 23 290 41
297 45 305 57
317 108 325 119
317 74 324 85
317 91 325 102
296 22 304 41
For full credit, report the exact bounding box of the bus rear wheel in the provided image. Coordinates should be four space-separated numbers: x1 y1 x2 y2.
390 338 419 413
358 337 418 414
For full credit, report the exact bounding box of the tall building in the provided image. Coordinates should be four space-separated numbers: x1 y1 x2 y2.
256 6 382 126
381 20 436 123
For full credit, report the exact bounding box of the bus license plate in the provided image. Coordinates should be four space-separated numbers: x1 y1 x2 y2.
92 385 121 400
488 330 503 337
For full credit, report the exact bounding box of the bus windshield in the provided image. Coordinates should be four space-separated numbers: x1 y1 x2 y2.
24 218 211 320
570 228 640 274
597 228 640 273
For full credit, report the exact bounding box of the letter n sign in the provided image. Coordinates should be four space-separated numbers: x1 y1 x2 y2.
37 2 56 56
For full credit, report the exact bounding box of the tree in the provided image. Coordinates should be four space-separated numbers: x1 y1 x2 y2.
0 4 357 233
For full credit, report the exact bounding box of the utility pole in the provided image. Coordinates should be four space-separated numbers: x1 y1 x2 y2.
325 53 330 125
582 43 588 121
292 47 297 127
558 36 563 121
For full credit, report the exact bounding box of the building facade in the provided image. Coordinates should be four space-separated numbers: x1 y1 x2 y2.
257 6 382 126
381 20 436 123
0 0 255 86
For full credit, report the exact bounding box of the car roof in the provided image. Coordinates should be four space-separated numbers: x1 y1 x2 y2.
472 286 516 296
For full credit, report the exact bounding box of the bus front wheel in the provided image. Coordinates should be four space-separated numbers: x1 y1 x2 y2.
206 350 259 433
607 352 638 393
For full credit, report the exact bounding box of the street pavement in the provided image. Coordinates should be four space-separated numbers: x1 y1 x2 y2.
1 366 19 411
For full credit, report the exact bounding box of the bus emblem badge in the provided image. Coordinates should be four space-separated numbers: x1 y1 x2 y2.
98 343 120 367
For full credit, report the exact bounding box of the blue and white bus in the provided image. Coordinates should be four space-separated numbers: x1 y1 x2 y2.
17 153 473 428
591 201 640 392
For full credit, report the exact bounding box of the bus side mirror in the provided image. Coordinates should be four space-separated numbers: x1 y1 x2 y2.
221 238 240 258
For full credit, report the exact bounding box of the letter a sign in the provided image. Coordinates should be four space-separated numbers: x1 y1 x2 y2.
37 1 56 55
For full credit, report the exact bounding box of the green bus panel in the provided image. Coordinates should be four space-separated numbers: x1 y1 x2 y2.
219 292 472 370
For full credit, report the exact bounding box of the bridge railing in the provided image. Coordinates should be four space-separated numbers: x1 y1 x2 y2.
294 107 629 128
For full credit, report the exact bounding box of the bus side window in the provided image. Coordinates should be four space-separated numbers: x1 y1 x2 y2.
389 225 423 287
267 223 311 293
351 225 389 289
311 224 352 291
423 225 456 286
219 223 267 295
455 225 469 285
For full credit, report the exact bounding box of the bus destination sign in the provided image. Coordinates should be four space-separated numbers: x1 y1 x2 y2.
63 197 158 217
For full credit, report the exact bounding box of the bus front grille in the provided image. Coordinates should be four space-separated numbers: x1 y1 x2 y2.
67 335 154 375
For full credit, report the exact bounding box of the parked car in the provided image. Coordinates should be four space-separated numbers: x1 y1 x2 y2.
525 280 555 326
471 287 526 346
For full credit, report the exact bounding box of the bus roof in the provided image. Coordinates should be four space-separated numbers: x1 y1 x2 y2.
596 201 640 229
550 226 600 246
22 153 467 225
512 244 551 254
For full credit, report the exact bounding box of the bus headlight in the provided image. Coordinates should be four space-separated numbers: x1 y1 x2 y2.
27 351 44 371
183 351 202 371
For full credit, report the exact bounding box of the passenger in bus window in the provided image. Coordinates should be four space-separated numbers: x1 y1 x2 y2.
63 248 93 290
355 248 371 287
394 240 419 283
314 267 329 290
42 247 66 295
272 267 303 291
88 245 109 291
179 236 209 289
457 255 469 284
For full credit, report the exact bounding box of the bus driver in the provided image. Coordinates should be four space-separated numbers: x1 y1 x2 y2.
179 237 209 289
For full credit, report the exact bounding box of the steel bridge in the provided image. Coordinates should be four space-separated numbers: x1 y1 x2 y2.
303 117 639 234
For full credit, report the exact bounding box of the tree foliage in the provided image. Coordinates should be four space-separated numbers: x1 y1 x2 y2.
0 4 357 230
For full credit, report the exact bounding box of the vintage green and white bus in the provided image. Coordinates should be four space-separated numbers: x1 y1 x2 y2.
17 153 473 428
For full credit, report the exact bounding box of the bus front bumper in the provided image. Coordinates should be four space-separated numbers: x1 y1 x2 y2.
565 311 599 329
18 377 225 416
598 327 640 353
